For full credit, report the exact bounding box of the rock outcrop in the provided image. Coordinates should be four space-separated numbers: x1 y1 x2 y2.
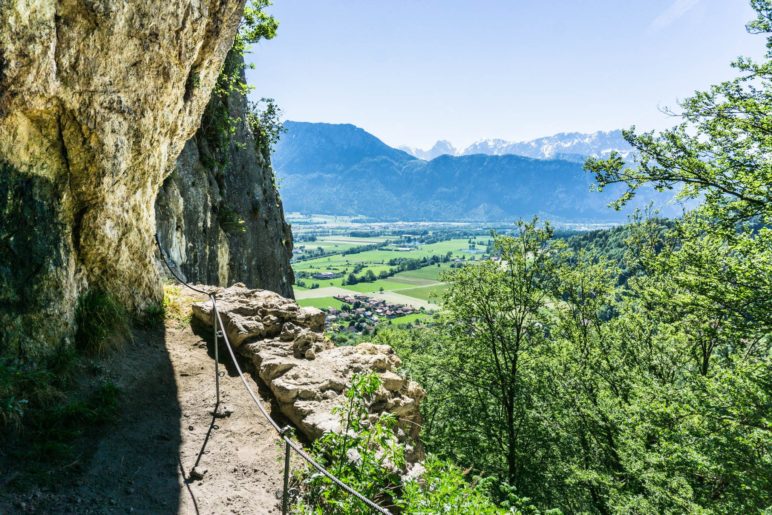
191 284 424 457
155 52 294 298
0 0 246 354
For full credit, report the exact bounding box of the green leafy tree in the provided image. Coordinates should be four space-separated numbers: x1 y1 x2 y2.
247 97 287 158
577 4 772 510
203 0 281 166
303 3 772 513
585 0 771 225
440 219 561 487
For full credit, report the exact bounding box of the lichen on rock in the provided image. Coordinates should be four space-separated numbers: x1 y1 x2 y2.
0 162 75 357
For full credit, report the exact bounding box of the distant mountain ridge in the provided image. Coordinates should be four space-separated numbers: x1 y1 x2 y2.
400 130 632 162
272 121 673 222
398 140 458 161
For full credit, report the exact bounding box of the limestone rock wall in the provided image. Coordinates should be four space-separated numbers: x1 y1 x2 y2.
0 0 246 355
155 52 294 298
191 284 424 460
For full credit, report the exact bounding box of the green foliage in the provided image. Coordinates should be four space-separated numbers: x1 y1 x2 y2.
585 1 771 225
398 457 526 514
161 283 192 324
0 340 122 487
206 1 280 165
237 0 279 51
293 374 521 513
247 97 287 158
219 206 247 234
439 218 561 486
561 217 673 284
218 0 278 98
0 358 59 431
12 379 121 483
75 289 130 355
0 344 79 429
294 373 404 513
139 300 165 327
380 216 770 512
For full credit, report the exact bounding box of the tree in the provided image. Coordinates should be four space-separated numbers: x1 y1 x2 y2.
441 218 559 486
581 4 772 510
246 97 287 157
203 0 280 166
585 1 771 225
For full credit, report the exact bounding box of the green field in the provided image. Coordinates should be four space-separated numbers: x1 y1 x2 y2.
294 239 479 278
398 283 450 302
340 279 416 293
388 312 429 325
392 263 454 283
297 235 389 252
297 297 346 310
319 236 388 244
293 236 484 313
297 241 358 252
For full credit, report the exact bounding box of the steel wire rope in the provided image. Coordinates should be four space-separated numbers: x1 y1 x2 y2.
156 235 392 514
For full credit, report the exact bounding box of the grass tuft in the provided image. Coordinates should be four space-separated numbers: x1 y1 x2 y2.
75 289 131 355
139 301 166 327
162 284 192 323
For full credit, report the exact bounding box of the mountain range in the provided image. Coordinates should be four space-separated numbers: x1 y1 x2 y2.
272 122 675 222
399 130 632 162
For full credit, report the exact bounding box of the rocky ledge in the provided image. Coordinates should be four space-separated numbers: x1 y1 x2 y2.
191 284 424 458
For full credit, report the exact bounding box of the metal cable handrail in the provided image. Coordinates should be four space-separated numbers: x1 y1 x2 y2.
155 235 392 514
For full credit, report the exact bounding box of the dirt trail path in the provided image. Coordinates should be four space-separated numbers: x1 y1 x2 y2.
5 290 286 514
166 292 287 515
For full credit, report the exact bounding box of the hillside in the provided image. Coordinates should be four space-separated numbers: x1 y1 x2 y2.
273 122 673 222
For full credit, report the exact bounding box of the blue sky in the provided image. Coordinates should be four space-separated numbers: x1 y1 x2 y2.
245 0 765 149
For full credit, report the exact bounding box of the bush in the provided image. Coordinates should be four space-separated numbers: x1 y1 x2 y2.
75 289 130 355
0 344 121 486
21 380 121 466
219 207 247 234
292 374 516 513
293 374 404 513
399 457 523 514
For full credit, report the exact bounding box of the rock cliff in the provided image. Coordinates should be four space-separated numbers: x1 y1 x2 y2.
0 0 246 355
155 52 294 298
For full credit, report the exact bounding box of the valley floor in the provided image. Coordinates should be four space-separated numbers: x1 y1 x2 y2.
1 290 287 514
294 285 441 310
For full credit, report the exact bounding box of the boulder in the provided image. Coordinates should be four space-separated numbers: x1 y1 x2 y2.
192 283 319 347
192 284 425 459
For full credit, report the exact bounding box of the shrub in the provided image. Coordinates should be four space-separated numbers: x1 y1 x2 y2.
162 284 191 323
292 374 517 513
219 207 247 234
75 289 130 355
293 373 403 513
